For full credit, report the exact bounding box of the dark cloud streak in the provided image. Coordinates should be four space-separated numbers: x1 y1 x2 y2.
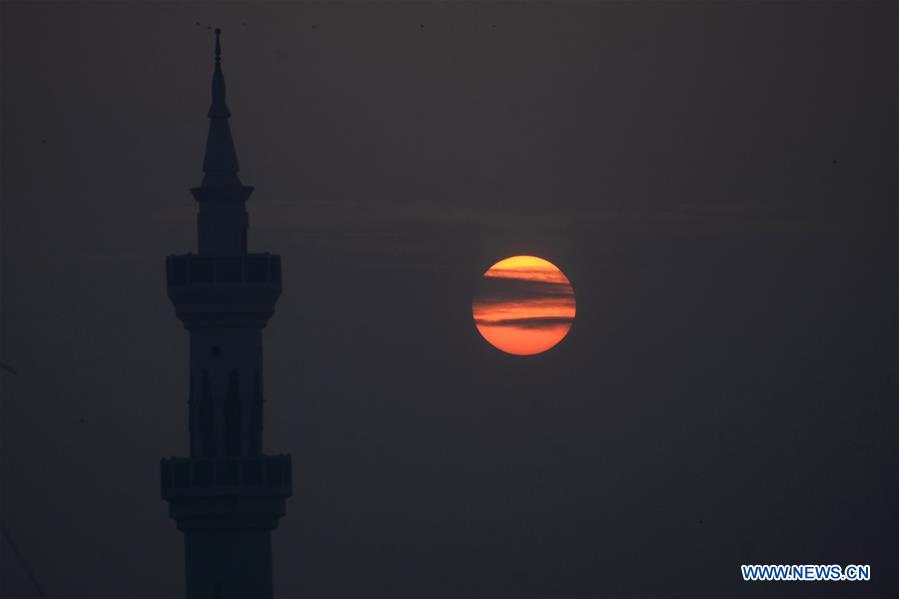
473 316 574 329
473 276 574 307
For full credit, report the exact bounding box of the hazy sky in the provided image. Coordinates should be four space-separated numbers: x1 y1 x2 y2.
1 2 897 597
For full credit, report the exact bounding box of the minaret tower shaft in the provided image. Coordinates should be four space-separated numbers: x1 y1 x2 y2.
161 30 292 599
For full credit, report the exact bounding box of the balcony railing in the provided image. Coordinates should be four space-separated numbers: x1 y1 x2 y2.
160 454 292 495
166 253 281 287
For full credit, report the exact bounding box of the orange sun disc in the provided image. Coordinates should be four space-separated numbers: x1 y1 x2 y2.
472 255 576 356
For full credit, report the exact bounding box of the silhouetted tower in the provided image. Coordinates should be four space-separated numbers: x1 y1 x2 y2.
161 30 291 599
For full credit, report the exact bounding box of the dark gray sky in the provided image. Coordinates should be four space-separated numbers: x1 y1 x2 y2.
1 2 897 597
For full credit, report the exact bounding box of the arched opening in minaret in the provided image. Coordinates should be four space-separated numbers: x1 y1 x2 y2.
225 370 241 456
200 371 215 457
188 369 198 455
248 370 262 454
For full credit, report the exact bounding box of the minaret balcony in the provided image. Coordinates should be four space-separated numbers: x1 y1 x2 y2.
166 253 282 328
166 253 281 287
160 454 292 500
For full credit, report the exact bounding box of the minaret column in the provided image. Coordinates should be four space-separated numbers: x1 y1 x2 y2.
161 29 291 599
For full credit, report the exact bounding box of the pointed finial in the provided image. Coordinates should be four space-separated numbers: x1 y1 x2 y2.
200 26 240 186
208 28 229 119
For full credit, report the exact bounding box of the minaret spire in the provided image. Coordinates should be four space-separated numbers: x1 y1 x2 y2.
190 28 254 255
201 28 241 188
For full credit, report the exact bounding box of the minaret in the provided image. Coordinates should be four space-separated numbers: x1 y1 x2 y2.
161 30 291 599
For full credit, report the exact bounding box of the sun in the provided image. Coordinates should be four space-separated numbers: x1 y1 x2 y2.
472 255 576 356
